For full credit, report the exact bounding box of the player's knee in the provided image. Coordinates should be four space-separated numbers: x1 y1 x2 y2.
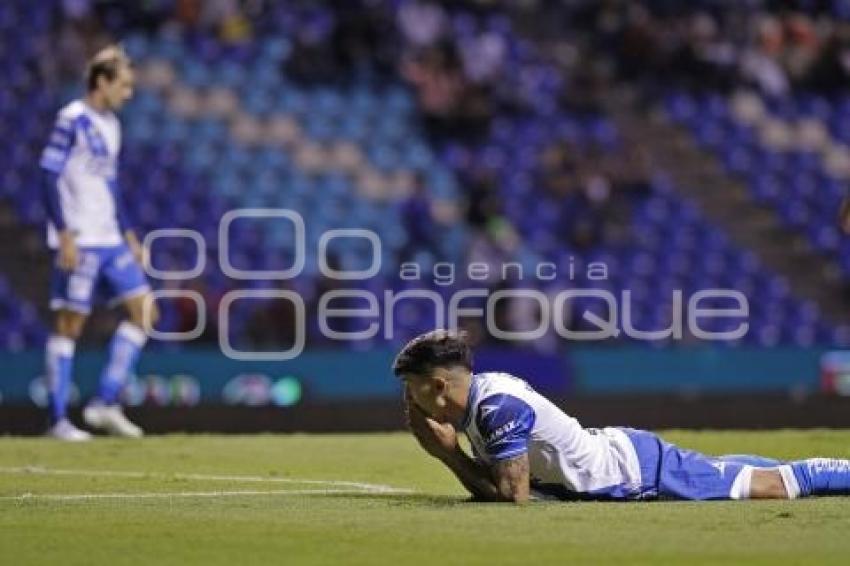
127 295 157 328
128 308 151 329
55 310 86 340
750 469 789 499
147 299 160 327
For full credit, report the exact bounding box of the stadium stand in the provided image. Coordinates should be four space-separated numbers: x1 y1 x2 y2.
1 0 849 354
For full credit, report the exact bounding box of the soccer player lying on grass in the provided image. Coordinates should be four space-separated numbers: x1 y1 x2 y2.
393 329 850 503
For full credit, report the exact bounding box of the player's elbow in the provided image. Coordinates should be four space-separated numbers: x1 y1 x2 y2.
491 454 531 504
495 483 530 504
506 492 529 504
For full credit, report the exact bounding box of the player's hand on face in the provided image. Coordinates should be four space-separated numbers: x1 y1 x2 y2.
424 417 458 457
407 400 458 460
58 231 78 272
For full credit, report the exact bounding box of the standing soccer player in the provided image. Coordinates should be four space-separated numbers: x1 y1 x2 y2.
40 45 158 440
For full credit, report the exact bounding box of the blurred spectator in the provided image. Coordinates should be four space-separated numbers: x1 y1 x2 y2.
399 175 442 263
397 1 447 49
285 6 338 83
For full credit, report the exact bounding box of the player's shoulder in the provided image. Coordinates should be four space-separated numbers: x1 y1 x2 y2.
55 99 117 120
468 373 538 442
474 371 535 399
56 99 87 121
471 372 539 418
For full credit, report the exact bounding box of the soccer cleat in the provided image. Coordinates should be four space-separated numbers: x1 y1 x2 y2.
83 403 144 438
46 419 92 442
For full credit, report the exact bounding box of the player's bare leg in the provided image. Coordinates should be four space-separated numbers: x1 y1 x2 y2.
749 469 789 499
55 308 86 339
749 463 850 499
124 290 160 332
82 293 157 438
45 308 91 441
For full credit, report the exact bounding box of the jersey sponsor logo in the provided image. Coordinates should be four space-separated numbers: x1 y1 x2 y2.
484 419 519 445
84 156 117 177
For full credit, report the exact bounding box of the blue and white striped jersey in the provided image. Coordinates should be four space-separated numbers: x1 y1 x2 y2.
39 99 124 248
462 372 642 496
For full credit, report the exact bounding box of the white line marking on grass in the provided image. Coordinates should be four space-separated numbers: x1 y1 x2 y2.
3 489 386 502
0 466 414 497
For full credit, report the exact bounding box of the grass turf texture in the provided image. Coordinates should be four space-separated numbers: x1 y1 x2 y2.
1 430 849 565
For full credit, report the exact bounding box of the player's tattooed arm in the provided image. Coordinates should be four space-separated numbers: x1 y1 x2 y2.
440 449 530 504
403 387 529 503
490 453 530 503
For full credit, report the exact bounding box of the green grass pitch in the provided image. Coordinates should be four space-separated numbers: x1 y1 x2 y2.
1 430 849 565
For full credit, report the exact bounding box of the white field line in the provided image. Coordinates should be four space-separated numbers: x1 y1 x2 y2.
2 489 378 501
0 466 414 500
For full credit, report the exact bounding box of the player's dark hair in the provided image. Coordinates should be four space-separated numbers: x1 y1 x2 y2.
392 329 472 378
86 45 130 92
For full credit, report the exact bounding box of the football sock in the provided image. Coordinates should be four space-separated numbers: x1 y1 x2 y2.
46 335 75 424
97 321 147 405
783 459 850 497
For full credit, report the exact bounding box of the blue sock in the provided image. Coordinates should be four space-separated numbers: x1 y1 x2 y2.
46 335 75 424
789 459 850 497
97 322 147 405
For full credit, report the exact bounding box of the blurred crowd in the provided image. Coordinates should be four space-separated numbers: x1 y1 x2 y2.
19 0 850 352
48 0 850 121
521 0 850 99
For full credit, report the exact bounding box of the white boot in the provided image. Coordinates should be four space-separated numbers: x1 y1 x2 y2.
83 403 144 438
46 419 92 442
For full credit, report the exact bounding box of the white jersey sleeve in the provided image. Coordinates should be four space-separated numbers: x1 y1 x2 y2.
39 100 124 248
40 107 76 174
462 372 642 497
